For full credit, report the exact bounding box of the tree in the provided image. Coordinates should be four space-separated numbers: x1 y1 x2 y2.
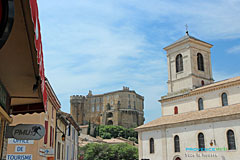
87 121 91 135
98 125 138 143
79 143 138 160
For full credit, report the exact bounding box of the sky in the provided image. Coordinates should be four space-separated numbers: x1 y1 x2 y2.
37 0 240 123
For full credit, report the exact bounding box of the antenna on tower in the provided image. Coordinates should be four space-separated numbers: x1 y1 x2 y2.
185 24 189 35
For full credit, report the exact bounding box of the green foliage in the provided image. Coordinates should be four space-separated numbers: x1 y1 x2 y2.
97 125 138 143
79 143 138 160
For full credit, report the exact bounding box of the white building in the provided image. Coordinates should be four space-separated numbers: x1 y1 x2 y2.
60 112 80 160
136 32 240 160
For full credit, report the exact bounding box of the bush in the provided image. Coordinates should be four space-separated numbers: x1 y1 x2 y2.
79 143 138 160
97 125 138 143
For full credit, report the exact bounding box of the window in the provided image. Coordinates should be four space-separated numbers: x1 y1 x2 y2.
92 105 95 112
52 128 54 147
52 106 54 119
174 106 178 114
174 135 180 152
57 142 61 160
197 53 204 71
50 126 52 147
44 121 48 144
68 125 71 136
176 54 183 72
72 127 75 140
67 145 69 160
198 98 204 111
72 144 74 160
107 112 113 118
62 144 64 160
149 138 154 153
128 100 131 109
227 130 236 150
201 80 205 86
96 105 100 112
198 133 205 151
221 93 228 106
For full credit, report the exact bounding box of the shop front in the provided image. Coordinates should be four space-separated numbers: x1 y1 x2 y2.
0 0 47 158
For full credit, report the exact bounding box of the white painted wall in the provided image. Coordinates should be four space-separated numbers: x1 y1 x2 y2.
162 85 240 116
139 119 240 160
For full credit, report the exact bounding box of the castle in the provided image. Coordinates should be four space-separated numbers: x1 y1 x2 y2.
70 87 145 128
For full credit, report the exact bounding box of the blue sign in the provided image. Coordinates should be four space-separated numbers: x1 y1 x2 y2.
6 154 32 160
8 138 34 144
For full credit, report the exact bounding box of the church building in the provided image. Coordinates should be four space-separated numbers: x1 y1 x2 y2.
136 32 240 160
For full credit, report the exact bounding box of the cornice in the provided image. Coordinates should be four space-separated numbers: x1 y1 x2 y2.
161 79 240 103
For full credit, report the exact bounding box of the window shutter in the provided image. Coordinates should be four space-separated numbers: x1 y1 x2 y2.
44 121 48 144
50 126 52 147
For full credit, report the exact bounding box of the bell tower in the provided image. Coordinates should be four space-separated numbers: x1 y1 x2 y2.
164 32 214 94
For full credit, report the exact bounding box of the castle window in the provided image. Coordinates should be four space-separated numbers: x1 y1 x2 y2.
149 138 154 154
128 100 131 109
198 133 205 151
221 93 228 106
198 98 204 111
92 105 95 112
227 130 236 150
176 54 183 73
174 135 180 152
107 112 113 118
174 106 178 114
197 53 204 71
96 105 100 112
201 80 205 86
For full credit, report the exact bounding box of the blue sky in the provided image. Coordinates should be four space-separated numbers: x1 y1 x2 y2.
38 0 240 123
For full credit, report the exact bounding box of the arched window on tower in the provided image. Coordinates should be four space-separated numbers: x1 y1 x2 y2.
198 133 205 151
198 98 204 111
174 135 180 152
176 54 183 73
197 53 204 71
149 138 154 153
227 130 236 150
221 93 228 106
174 106 178 114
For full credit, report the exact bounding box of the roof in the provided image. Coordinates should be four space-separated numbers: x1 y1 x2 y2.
135 103 240 132
59 111 81 132
161 76 240 102
164 33 213 50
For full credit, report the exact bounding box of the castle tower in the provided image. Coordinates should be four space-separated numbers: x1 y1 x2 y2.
70 95 85 125
164 32 214 94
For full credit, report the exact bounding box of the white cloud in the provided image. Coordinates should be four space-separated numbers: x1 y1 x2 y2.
227 45 240 54
38 0 240 123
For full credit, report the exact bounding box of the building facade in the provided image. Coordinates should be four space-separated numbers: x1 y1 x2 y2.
59 112 80 160
136 32 240 160
0 0 47 158
71 87 144 128
6 80 60 160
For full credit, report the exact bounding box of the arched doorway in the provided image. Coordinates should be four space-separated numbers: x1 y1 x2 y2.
107 120 113 125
